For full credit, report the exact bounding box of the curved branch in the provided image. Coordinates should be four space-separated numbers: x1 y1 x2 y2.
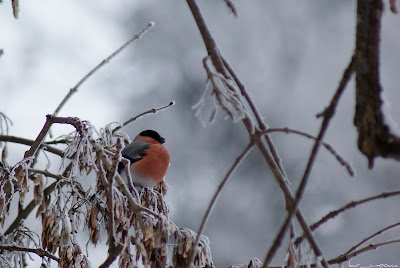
112 101 175 134
263 127 354 176
329 238 400 264
295 190 400 246
345 221 400 255
188 142 254 267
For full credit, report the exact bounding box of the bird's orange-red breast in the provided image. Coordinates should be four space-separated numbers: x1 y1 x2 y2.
119 130 170 188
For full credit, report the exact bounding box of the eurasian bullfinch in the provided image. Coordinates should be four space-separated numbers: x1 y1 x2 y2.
118 130 170 188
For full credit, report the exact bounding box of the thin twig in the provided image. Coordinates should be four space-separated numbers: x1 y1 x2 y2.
294 190 400 246
328 238 400 264
0 135 63 157
221 56 287 179
223 0 237 17
112 101 175 134
52 22 155 117
263 127 354 176
263 55 356 268
345 222 400 254
188 142 254 267
0 245 60 262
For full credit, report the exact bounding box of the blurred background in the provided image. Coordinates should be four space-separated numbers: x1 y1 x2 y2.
1 0 400 266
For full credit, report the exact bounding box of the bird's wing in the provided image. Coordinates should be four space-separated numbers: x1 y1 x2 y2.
121 141 151 164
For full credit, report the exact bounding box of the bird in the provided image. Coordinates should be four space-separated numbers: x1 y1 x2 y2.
118 130 170 189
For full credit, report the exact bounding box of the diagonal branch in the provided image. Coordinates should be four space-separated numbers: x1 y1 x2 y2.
112 101 175 134
344 221 400 255
0 244 60 262
328 238 400 264
185 0 329 266
52 22 155 118
188 142 254 266
294 190 400 246
263 55 356 267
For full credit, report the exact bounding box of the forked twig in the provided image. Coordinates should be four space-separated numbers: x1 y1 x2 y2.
328 238 400 264
185 0 329 266
263 55 356 268
345 221 400 255
294 190 400 246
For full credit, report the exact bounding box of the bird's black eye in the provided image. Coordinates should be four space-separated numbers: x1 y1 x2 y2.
140 130 165 144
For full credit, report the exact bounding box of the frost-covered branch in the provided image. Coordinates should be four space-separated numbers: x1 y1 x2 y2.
0 244 60 262
112 101 175 134
0 135 63 157
185 0 329 266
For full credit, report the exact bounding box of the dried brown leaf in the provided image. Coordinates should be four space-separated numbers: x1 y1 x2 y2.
34 175 44 204
89 206 98 230
390 0 398 13
12 0 19 19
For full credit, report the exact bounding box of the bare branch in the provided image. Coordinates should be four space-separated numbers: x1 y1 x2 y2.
345 222 400 255
263 127 354 176
22 115 54 160
52 22 155 118
354 0 400 167
185 0 329 265
329 238 400 264
221 56 287 179
0 244 60 262
112 101 175 134
188 142 254 266
263 55 356 267
294 190 400 246
0 135 63 157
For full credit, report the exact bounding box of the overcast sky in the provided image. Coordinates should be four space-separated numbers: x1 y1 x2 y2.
1 0 400 267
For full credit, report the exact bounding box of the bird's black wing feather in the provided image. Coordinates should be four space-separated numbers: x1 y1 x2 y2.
118 141 150 173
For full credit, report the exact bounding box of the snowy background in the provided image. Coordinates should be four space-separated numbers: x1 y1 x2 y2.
1 0 400 267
